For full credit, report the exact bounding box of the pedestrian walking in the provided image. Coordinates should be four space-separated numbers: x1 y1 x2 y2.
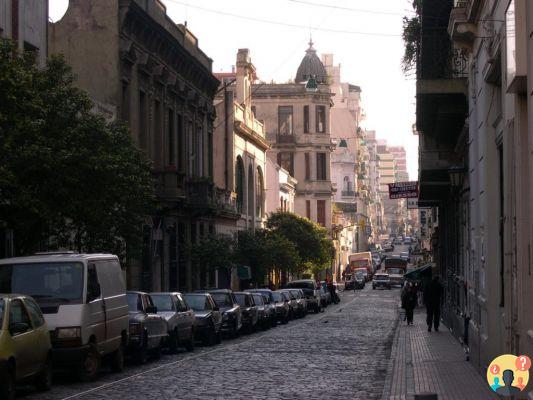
401 283 417 325
424 276 443 332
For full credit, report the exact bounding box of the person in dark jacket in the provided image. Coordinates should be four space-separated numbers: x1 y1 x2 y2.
424 276 443 332
401 283 417 325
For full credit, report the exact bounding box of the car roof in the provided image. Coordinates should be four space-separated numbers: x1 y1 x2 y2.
0 293 33 300
288 279 314 283
127 291 147 295
150 292 183 296
183 292 209 297
247 288 272 293
206 289 232 293
0 253 118 265
233 291 250 295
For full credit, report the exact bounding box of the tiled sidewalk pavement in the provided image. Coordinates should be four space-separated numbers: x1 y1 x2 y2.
382 309 499 400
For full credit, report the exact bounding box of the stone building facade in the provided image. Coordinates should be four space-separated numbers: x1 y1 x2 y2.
252 41 334 230
48 0 220 292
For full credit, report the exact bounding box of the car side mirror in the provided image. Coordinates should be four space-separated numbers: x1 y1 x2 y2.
9 322 29 335
146 306 157 314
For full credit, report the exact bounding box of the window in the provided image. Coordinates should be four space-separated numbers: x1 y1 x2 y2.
251 106 257 117
196 125 204 176
306 200 311 219
248 164 254 218
316 153 327 180
317 200 326 226
278 106 293 135
303 105 309 133
316 105 326 133
138 91 147 149
236 157 245 213
168 109 175 165
305 153 310 180
151 294 174 312
280 197 284 210
9 299 32 329
277 152 294 176
177 114 184 173
153 100 162 163
256 167 264 218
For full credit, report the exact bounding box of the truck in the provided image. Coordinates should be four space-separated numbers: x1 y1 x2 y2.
348 252 373 279
383 257 408 287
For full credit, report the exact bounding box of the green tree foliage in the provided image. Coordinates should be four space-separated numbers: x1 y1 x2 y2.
0 40 155 259
190 233 236 271
402 0 422 74
266 211 334 271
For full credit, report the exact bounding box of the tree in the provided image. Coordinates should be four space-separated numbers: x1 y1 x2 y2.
190 233 236 272
0 40 155 260
401 0 422 75
266 211 334 275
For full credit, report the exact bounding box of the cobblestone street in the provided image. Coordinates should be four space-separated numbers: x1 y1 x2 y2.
21 287 399 400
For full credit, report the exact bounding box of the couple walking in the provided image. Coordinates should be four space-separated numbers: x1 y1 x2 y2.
401 276 443 331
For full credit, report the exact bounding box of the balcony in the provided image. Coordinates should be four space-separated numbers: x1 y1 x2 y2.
276 134 295 144
449 0 476 46
186 178 215 210
341 190 356 198
215 188 240 219
152 168 185 201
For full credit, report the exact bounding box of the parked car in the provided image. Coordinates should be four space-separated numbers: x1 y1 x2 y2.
247 289 277 327
127 291 168 363
183 293 222 346
233 292 258 333
150 292 195 352
249 293 270 330
372 273 392 290
346 272 365 290
285 279 321 313
288 289 307 317
207 289 242 338
400 252 410 262
0 294 52 399
278 290 298 319
0 253 129 381
270 290 290 324
354 267 369 282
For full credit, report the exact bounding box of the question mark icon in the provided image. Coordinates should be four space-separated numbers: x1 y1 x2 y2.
515 355 532 371
491 364 500 374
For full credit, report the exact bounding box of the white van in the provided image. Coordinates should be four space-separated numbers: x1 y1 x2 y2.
0 252 129 381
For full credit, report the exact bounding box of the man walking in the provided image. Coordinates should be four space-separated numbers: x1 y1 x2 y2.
424 276 443 332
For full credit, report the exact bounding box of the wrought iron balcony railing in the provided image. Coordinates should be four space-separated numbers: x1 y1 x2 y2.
454 0 470 8
276 134 295 144
341 190 356 197
418 34 469 79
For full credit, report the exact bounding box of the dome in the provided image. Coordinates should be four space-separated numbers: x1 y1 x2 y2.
295 40 328 84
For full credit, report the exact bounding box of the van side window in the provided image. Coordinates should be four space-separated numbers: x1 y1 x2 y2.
87 264 100 302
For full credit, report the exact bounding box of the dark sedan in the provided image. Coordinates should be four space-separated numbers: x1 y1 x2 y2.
288 289 307 318
247 289 277 327
183 293 222 346
126 291 168 364
208 289 242 338
277 290 298 319
271 290 290 324
249 292 270 330
234 292 258 333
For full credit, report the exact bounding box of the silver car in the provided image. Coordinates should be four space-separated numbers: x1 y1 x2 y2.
150 292 196 353
288 289 307 317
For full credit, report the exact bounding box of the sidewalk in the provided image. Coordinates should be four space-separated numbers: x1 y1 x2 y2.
381 309 498 400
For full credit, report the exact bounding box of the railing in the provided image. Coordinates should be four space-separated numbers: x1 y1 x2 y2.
419 34 469 79
341 190 356 197
454 0 470 8
215 188 239 215
186 178 215 207
276 134 295 144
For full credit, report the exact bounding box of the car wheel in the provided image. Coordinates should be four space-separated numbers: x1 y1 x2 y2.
134 338 148 365
231 321 239 339
185 330 195 352
215 329 222 344
169 329 179 354
35 355 53 391
372 286 376 290
0 365 15 400
78 343 100 382
109 345 124 373
152 340 163 359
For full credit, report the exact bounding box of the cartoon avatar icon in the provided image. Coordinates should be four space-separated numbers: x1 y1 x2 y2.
516 377 525 391
496 370 521 396
490 377 501 392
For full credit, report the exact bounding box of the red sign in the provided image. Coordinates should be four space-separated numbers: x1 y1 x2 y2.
388 181 419 199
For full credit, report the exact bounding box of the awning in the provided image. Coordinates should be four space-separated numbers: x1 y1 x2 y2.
404 263 432 281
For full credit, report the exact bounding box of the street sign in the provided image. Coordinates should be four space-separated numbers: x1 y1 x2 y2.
407 198 419 209
388 181 419 199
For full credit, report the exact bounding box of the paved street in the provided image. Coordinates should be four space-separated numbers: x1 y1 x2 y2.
20 287 400 400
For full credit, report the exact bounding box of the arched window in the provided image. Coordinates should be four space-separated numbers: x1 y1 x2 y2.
256 166 264 218
235 157 244 213
280 196 284 210
343 176 350 191
248 164 254 218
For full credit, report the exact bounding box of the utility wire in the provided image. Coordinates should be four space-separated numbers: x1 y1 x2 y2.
287 0 415 16
164 0 401 37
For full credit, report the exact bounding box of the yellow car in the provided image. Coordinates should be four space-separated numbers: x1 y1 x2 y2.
0 294 52 399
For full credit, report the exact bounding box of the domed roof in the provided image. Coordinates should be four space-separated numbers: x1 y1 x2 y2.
295 40 328 84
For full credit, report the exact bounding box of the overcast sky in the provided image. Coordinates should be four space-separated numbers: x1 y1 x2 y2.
49 0 418 180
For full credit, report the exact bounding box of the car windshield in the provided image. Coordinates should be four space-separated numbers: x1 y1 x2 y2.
0 262 84 305
252 294 263 305
272 292 282 302
234 293 251 307
387 268 404 275
126 293 142 311
286 281 314 290
183 295 209 311
150 294 174 311
0 299 4 328
210 293 233 307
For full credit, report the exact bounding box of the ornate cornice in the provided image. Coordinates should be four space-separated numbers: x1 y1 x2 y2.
234 121 270 151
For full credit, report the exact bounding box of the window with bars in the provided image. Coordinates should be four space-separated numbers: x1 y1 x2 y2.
316 105 326 133
316 153 327 180
278 106 293 135
317 200 326 226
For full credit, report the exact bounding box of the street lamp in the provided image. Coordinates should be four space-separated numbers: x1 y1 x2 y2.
448 165 466 189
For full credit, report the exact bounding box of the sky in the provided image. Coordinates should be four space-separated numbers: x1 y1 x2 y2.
49 0 418 180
